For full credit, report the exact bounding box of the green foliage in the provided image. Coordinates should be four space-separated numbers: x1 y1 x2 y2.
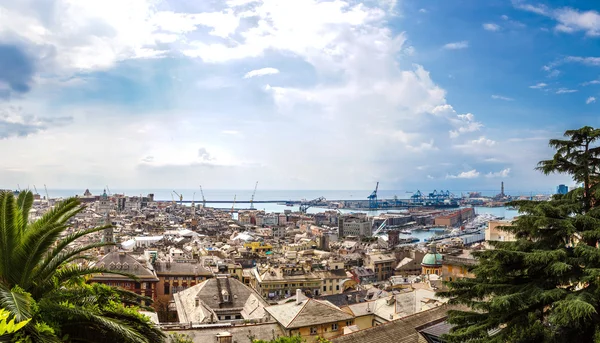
0 308 30 335
168 333 194 343
441 126 600 343
0 190 165 342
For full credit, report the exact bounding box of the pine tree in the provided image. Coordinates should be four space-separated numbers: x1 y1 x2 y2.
441 126 600 343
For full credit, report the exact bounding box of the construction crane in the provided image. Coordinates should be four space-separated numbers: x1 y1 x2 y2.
106 185 112 196
44 184 50 205
250 181 258 210
231 194 237 216
368 182 379 209
192 192 196 219
199 185 206 207
172 191 183 206
171 192 176 207
33 185 39 196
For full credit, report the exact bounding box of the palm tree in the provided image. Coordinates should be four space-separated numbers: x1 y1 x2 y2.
0 190 165 342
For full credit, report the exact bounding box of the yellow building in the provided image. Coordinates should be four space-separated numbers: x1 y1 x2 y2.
486 220 516 242
243 241 273 254
266 293 354 342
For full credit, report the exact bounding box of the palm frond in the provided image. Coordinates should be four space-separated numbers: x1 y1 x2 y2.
0 284 32 322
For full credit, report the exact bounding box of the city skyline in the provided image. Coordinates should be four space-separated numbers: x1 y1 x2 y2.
0 0 594 189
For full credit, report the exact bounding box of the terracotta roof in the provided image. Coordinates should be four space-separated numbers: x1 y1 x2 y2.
332 304 460 343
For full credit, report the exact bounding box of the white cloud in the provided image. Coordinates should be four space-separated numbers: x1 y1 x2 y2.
582 80 600 86
586 96 596 104
419 8 427 13
483 23 501 31
515 2 600 36
565 56 600 66
556 88 578 94
491 94 514 101
446 169 480 179
529 82 547 89
443 41 469 50
0 0 522 190
501 15 509 20
470 136 496 147
486 168 511 178
243 68 280 78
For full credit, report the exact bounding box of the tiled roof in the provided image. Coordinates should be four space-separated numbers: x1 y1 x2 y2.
266 298 354 329
90 252 158 281
332 304 460 343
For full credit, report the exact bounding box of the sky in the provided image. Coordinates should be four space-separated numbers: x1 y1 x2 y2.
0 0 597 192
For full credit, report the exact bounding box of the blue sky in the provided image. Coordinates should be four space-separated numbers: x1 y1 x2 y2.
0 0 597 193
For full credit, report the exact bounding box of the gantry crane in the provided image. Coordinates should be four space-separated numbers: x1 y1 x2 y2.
368 182 379 209
199 185 206 207
250 181 258 210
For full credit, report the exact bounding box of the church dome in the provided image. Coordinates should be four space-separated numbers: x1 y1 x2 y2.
421 253 443 266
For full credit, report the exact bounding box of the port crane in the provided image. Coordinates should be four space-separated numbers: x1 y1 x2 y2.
299 197 326 214
44 184 50 205
33 185 39 196
106 185 112 196
199 185 206 207
231 195 237 217
250 181 258 210
172 191 183 206
368 182 379 209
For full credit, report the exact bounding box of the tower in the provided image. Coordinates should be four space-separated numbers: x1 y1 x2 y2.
102 213 115 254
501 181 505 197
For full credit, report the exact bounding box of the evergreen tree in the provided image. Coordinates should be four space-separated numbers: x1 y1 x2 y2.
441 126 600 343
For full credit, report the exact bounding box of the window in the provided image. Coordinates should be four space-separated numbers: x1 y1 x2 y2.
310 327 317 335
346 320 353 326
323 286 327 291
336 285 340 291
332 324 338 331
164 283 170 294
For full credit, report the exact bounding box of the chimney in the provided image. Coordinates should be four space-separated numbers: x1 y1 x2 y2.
296 289 302 305
195 296 199 307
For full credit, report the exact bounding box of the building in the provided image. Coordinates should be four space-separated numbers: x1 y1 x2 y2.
265 290 355 342
96 189 114 214
441 253 477 284
339 215 372 237
434 208 475 228
89 252 159 302
173 275 270 323
243 241 273 255
557 184 569 195
485 220 516 242
332 304 460 343
350 267 377 285
154 261 213 303
364 252 396 281
251 264 322 299
421 247 443 276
